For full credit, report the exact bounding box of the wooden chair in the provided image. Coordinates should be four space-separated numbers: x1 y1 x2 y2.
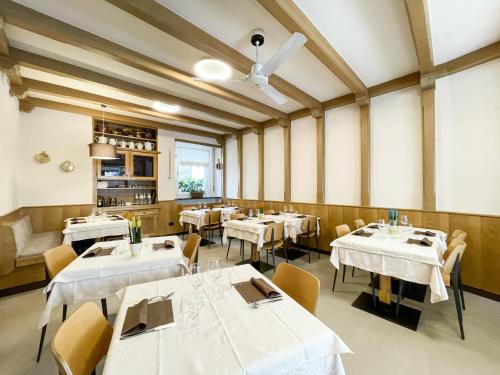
226 213 247 261
332 224 352 292
183 233 201 268
200 210 222 249
272 263 320 315
37 245 108 362
354 218 365 230
238 207 250 216
51 302 113 375
263 209 276 215
441 241 467 339
211 203 226 208
296 216 320 263
450 230 467 243
263 221 286 272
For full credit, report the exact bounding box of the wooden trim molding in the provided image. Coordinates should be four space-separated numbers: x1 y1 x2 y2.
222 139 227 198
258 130 264 201
282 122 291 202
105 0 320 109
0 16 9 56
313 110 325 204
422 88 436 210
360 102 371 207
404 0 434 73
0 0 285 120
258 0 367 96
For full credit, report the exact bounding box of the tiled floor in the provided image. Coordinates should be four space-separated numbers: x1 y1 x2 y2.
1 237 499 374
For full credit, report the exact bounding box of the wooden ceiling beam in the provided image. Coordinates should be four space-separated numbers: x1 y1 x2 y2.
3 48 261 128
0 0 285 120
368 72 421 98
404 0 434 73
105 0 321 109
258 0 367 96
435 40 500 78
24 96 222 141
0 16 9 56
22 78 237 134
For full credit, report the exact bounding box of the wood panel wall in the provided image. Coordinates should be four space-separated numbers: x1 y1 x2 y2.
228 198 500 295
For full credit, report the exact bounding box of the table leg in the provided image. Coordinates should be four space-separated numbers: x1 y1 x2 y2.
251 243 259 266
379 275 392 304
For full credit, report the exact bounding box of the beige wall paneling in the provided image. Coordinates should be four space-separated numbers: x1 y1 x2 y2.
360 101 371 206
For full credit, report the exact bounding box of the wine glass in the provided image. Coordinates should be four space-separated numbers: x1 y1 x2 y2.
289 205 294 214
249 208 254 218
207 257 222 279
377 218 385 227
283 205 288 214
400 215 409 226
189 263 204 288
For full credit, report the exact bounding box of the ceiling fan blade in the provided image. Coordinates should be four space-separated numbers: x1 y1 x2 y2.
259 83 287 105
259 32 307 76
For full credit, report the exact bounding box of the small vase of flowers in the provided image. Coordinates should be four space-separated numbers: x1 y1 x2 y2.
129 216 142 257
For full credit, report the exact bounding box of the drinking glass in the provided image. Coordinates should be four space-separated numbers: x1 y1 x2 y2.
249 208 254 218
207 257 222 279
377 218 385 227
189 263 204 290
289 205 294 214
283 205 288 214
400 215 409 226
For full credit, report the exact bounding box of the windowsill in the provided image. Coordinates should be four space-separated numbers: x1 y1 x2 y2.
176 196 222 201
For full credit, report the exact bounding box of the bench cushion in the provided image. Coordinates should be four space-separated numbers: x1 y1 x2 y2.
11 216 34 258
19 232 62 258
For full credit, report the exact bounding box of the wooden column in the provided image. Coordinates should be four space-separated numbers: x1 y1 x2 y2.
257 129 264 201
280 119 292 202
421 75 436 210
358 95 371 207
312 108 325 204
222 137 227 198
236 133 243 199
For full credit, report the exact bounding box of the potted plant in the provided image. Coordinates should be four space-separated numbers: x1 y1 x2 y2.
178 177 205 199
129 216 142 256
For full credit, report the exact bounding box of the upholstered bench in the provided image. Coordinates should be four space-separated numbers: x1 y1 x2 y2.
0 216 62 294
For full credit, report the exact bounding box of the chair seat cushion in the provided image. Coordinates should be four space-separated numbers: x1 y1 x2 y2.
298 231 315 238
18 232 62 258
263 240 284 251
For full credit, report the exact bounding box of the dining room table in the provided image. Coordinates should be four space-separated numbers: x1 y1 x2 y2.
62 213 129 244
179 206 240 231
330 223 448 328
221 213 319 271
102 264 351 375
38 235 186 329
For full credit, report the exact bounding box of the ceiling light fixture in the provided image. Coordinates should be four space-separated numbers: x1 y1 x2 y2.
152 101 180 113
89 104 117 160
194 58 231 80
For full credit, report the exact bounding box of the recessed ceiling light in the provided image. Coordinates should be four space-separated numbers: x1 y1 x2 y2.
194 58 231 80
152 101 180 113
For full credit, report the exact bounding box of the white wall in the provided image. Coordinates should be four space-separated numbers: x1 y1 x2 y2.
291 116 317 203
264 126 284 201
371 86 423 209
242 132 258 199
436 59 500 215
157 130 176 201
325 104 361 205
0 74 21 215
225 137 239 199
18 108 94 206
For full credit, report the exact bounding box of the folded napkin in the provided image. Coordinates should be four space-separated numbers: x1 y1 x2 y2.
110 216 125 221
233 277 282 304
121 299 174 338
295 215 306 218
152 240 175 251
367 224 380 229
83 246 115 258
414 230 436 237
270 212 280 216
352 229 373 238
407 237 433 247
70 218 87 224
260 221 274 225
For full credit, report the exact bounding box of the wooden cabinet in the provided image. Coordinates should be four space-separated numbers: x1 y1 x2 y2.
97 150 158 180
101 207 159 237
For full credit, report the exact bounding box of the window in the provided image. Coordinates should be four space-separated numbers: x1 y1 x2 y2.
176 141 222 197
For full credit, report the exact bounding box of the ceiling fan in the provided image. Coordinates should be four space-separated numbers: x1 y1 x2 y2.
193 29 307 105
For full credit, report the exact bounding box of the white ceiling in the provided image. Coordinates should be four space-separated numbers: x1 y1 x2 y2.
428 0 500 65
3 0 499 133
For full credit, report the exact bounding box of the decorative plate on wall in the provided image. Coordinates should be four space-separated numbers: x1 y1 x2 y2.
34 151 51 164
60 160 75 173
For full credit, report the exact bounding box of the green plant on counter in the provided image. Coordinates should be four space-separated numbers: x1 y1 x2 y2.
178 177 204 193
129 216 142 244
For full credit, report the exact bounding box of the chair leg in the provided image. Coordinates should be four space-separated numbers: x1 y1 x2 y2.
307 237 311 263
395 280 405 316
62 304 68 322
284 240 289 263
101 298 108 320
332 268 338 292
36 324 47 362
241 241 245 263
226 238 232 260
369 272 377 308
351 267 355 278
452 284 465 340
458 271 466 310
219 225 223 245
342 265 346 283
271 246 276 273
316 236 320 259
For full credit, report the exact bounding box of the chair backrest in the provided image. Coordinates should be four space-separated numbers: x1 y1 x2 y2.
211 204 225 208
301 216 317 233
443 242 467 274
335 224 351 238
182 205 198 211
230 213 246 220
51 302 113 375
263 209 275 215
272 263 320 315
450 229 465 240
451 231 467 243
203 210 221 225
238 207 250 215
121 212 133 221
183 233 201 267
264 221 284 242
43 245 78 280
354 219 365 230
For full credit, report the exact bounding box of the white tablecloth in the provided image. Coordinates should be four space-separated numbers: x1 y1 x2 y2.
62 216 129 244
38 236 185 328
102 265 351 375
330 224 448 303
179 208 240 230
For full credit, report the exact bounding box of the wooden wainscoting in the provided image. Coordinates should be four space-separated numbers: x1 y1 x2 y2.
228 199 500 296
21 204 96 233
